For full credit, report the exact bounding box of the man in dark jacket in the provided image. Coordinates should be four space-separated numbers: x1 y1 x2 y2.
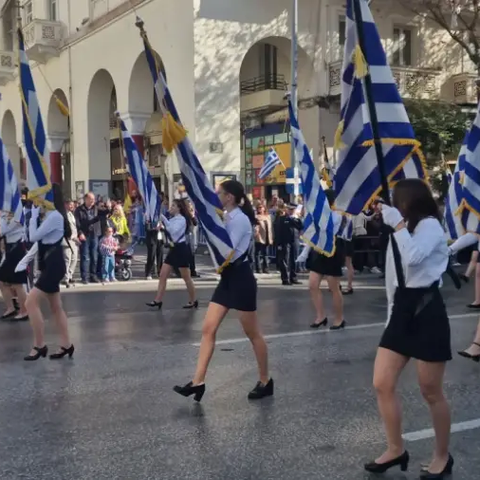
75 192 103 284
274 203 303 285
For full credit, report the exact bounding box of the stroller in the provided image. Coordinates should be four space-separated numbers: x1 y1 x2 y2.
115 241 137 281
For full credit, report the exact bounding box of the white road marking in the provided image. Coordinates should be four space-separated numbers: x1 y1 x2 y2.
403 418 480 441
192 313 479 346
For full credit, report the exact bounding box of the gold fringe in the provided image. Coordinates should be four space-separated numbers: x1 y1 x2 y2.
55 97 69 117
354 44 368 78
217 250 235 274
333 120 345 151
300 235 337 258
162 112 187 153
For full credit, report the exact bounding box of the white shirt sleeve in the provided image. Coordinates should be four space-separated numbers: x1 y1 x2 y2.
29 211 64 244
393 218 443 266
448 232 478 254
161 214 186 242
332 212 343 235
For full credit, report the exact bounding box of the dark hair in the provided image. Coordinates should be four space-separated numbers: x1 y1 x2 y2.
392 179 440 233
173 199 193 227
53 183 72 239
220 180 255 224
324 189 336 207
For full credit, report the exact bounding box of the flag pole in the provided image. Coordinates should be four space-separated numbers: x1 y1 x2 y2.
290 0 299 199
352 0 390 206
352 0 405 287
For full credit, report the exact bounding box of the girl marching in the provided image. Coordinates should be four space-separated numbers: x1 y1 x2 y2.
146 199 197 310
173 180 273 401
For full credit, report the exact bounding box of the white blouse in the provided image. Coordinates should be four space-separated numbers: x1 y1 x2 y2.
29 210 64 245
226 207 252 262
0 217 24 244
161 214 187 243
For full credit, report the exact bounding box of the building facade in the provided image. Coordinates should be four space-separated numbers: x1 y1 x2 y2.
0 0 476 201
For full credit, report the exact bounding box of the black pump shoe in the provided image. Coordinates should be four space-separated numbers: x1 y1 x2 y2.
330 320 346 330
420 454 454 479
146 301 162 310
49 345 75 360
364 451 409 473
24 346 48 362
173 381 205 402
183 300 199 309
248 378 274 400
310 318 328 329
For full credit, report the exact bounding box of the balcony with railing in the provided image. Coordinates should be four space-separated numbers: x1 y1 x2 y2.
328 60 442 100
240 74 287 114
23 19 63 63
444 72 478 105
0 50 15 86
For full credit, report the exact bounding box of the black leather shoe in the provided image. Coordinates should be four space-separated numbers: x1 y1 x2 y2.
173 381 205 402
330 320 346 330
49 345 75 360
364 451 409 473
24 346 48 361
248 378 274 399
420 454 454 479
310 318 328 329
183 300 199 309
146 301 162 310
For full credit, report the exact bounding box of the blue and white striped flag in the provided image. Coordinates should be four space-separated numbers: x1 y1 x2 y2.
258 148 282 180
117 113 160 223
0 137 23 224
444 139 466 240
18 27 53 207
334 0 427 215
136 18 234 271
288 100 335 256
456 106 480 234
338 215 353 241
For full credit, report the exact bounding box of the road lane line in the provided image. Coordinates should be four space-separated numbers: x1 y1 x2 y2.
193 313 479 346
403 418 480 441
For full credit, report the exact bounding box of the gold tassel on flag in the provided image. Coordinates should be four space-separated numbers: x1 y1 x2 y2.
162 112 187 153
334 120 345 150
54 95 70 117
353 44 368 78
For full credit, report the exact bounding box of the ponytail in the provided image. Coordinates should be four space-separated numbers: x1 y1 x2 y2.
240 194 256 225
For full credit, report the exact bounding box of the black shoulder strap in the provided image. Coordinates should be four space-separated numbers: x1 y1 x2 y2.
389 232 406 289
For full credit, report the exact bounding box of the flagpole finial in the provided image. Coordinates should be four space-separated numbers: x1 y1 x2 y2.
135 16 145 31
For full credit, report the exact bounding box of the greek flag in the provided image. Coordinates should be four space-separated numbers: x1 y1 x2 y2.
444 141 466 240
259 148 282 180
338 215 353 241
288 100 335 255
456 106 480 234
334 0 427 215
18 27 53 207
0 137 23 224
136 18 234 271
117 113 160 223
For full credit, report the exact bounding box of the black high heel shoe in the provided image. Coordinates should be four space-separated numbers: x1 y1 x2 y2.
146 301 162 310
310 318 328 329
173 381 205 402
420 454 454 479
24 346 48 362
183 300 199 309
364 451 409 473
49 345 75 360
330 320 346 330
458 342 480 362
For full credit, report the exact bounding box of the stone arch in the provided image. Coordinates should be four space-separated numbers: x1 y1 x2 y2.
87 69 116 183
1 109 21 179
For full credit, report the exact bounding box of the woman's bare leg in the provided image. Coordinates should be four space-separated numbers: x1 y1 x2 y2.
417 361 451 474
25 288 47 353
373 347 409 463
326 276 343 326
12 284 28 317
460 318 480 356
179 267 196 303
192 303 229 384
464 251 478 277
154 263 173 302
308 272 325 324
345 256 354 290
239 310 269 384
47 293 71 349
0 282 15 315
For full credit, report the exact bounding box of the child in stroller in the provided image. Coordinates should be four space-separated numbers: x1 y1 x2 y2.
114 240 137 281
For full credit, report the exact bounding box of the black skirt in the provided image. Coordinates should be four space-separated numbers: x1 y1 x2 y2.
0 241 27 285
340 239 354 258
211 261 257 312
35 241 66 294
380 285 452 362
164 242 191 269
306 239 343 277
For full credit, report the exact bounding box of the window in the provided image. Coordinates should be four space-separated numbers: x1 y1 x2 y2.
23 1 33 25
393 26 413 66
339 16 346 49
49 0 57 21
259 43 278 88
